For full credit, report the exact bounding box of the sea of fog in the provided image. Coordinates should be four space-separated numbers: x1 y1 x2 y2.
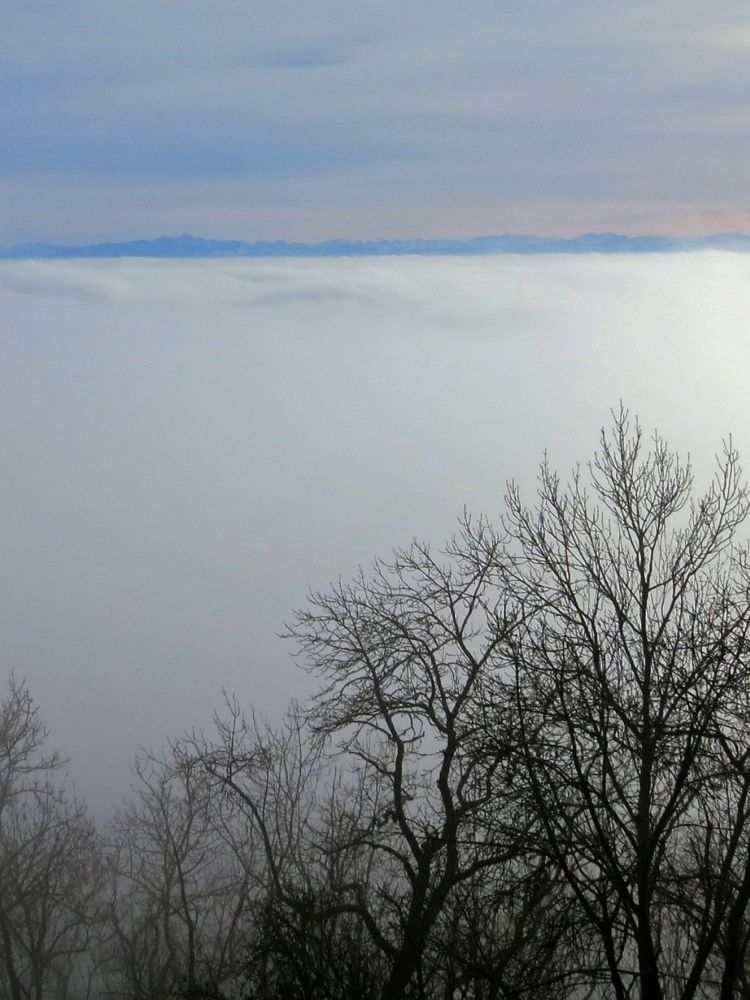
1 252 749 811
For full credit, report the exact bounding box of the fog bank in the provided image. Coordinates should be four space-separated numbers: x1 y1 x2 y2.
1 253 748 809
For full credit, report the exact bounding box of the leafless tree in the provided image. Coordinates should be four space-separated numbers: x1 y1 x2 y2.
101 750 249 1000
493 409 750 1000
0 676 101 1000
279 523 544 1000
184 700 387 999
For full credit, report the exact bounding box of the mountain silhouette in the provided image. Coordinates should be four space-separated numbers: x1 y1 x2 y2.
4 232 750 259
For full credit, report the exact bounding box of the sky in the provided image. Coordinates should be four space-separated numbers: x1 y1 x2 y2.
4 1 750 244
3 253 750 810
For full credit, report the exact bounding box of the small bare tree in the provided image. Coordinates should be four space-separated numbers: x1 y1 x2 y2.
101 750 249 1000
184 701 385 1000
0 676 101 1000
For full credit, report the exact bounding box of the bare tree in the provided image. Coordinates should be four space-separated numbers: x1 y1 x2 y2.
101 750 249 1000
494 409 750 1000
0 676 101 1000
184 700 386 999
280 523 541 1000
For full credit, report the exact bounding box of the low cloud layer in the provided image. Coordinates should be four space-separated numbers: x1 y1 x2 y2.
2 253 749 809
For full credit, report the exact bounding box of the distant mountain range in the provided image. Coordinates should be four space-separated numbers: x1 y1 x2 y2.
4 232 750 259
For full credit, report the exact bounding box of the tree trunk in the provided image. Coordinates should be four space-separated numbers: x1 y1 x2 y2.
0 912 24 1000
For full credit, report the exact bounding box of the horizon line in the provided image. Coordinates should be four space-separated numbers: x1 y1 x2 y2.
5 230 750 260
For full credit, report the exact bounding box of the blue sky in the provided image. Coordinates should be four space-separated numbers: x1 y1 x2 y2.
3 1 750 243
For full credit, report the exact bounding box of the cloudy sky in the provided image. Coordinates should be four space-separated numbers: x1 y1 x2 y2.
4 0 750 245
